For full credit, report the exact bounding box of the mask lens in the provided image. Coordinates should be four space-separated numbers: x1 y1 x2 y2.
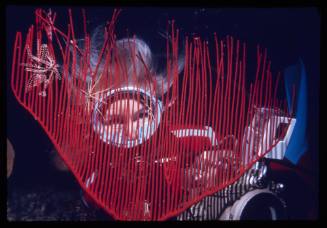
93 88 162 148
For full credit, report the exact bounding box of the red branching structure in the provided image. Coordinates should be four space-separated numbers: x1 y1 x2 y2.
11 9 294 220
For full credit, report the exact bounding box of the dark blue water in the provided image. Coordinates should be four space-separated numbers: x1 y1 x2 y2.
6 6 320 219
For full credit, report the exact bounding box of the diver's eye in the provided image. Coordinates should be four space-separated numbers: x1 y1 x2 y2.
105 115 125 125
137 110 149 119
134 107 154 121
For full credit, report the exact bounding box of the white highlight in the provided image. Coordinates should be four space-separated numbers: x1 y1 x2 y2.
170 126 219 146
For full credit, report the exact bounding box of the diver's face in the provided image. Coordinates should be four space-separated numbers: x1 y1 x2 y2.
103 99 152 142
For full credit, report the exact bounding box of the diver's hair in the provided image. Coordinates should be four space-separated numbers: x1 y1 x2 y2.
71 25 185 97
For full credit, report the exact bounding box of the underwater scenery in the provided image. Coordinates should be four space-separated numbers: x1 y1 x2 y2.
6 6 319 221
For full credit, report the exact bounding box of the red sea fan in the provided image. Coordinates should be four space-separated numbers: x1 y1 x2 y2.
10 8 295 220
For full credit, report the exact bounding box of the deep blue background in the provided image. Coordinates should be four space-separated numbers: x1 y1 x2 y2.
6 6 320 219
